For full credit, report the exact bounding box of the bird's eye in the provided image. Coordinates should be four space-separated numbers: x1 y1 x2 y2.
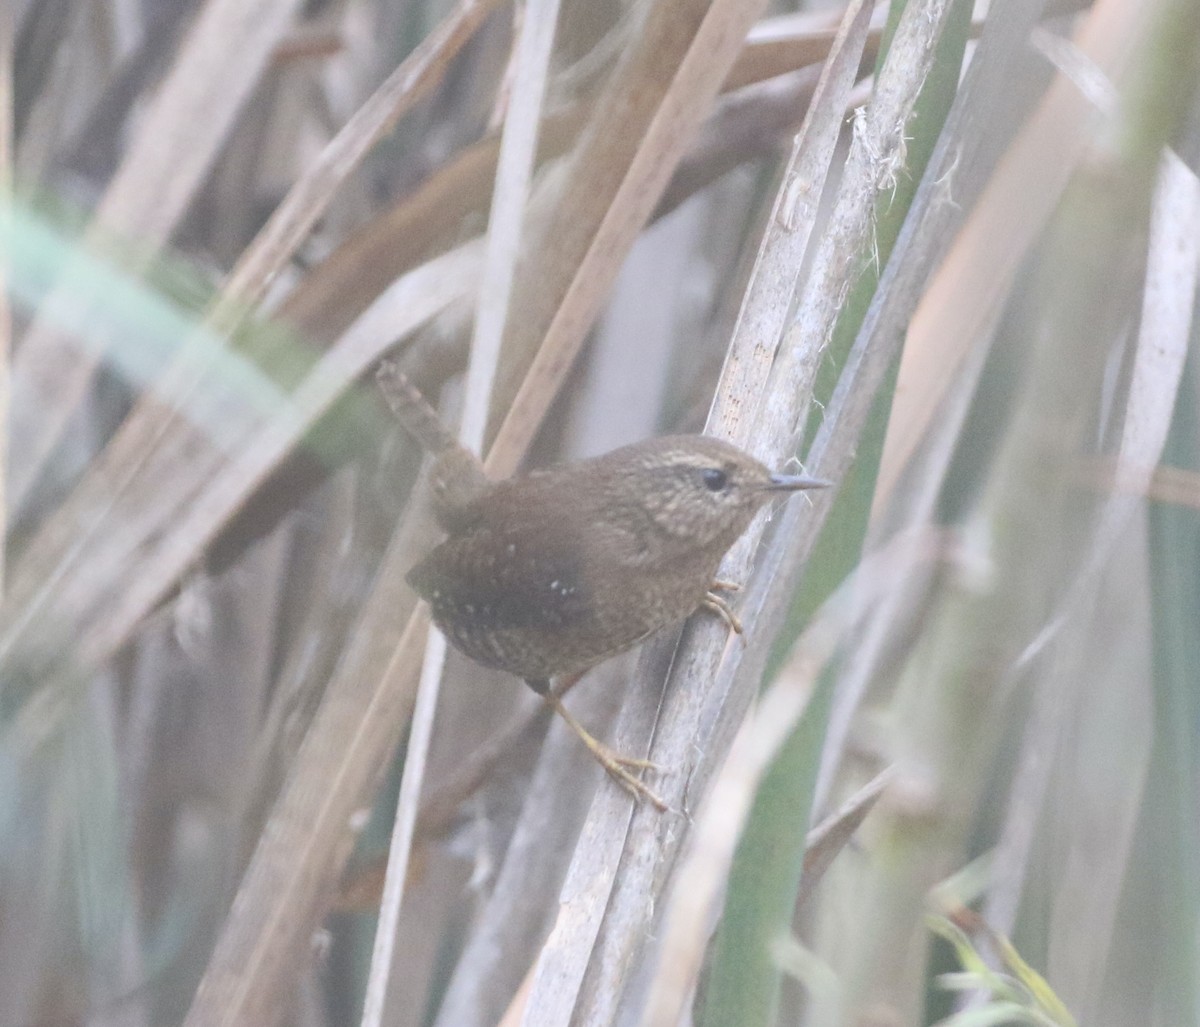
701 468 728 492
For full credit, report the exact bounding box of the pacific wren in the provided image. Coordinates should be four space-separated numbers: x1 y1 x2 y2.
378 364 826 809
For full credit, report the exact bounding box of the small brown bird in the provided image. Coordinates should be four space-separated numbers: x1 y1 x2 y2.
378 364 826 809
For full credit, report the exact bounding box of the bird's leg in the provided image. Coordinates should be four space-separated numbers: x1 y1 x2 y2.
702 580 744 635
533 685 667 811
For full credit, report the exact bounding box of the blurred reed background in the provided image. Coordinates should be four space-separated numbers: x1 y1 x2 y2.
2 0 1199 1025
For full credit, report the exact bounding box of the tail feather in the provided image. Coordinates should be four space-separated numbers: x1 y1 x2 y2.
376 361 465 457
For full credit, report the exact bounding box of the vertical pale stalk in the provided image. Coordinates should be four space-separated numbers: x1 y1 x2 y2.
699 3 974 1021
829 0 1200 1018
0 1 10 594
483 0 775 478
525 2 964 1024
3 0 499 676
10 0 308 511
360 0 560 1023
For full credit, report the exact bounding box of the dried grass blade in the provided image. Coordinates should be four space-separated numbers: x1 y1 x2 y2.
359 630 449 1027
7 0 499 661
728 6 882 90
1108 153 1200 499
10 0 307 510
460 0 557 454
361 0 559 1020
78 242 481 669
0 7 10 593
539 2 968 1023
874 0 1150 507
642 537 911 1027
728 5 987 91
797 767 892 909
485 0 775 478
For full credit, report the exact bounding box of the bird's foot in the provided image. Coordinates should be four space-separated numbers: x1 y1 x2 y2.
544 691 668 811
702 585 743 635
589 741 668 812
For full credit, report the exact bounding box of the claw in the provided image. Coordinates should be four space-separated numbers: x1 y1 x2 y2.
543 692 668 811
702 589 744 635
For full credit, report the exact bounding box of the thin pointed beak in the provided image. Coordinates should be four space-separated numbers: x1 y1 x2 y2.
765 473 830 491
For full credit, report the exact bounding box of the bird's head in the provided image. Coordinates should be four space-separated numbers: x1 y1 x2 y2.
609 435 827 550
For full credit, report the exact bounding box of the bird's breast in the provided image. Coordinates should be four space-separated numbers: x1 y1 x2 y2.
409 528 719 681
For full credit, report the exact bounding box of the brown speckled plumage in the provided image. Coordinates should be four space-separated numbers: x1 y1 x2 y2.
378 363 826 808
407 436 812 681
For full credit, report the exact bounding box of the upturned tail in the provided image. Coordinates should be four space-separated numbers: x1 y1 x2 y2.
376 361 468 457
376 360 492 529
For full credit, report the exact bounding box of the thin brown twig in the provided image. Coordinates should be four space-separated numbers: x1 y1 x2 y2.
482 0 779 476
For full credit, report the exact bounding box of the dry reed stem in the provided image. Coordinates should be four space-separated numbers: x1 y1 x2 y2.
360 629 450 1027
708 0 875 452
362 0 559 1021
523 2 961 1022
461 0 557 457
874 0 1149 508
642 536 918 1027
5 0 497 673
483 0 775 478
756 0 957 466
984 149 1199 939
10 0 307 510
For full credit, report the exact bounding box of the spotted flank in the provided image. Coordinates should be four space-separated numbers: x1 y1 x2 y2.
407 524 592 670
